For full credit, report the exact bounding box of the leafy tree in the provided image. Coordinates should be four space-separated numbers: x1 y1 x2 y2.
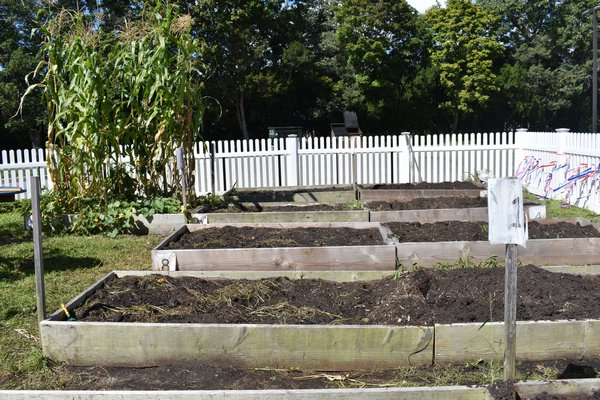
424 0 504 132
479 0 596 131
191 0 286 139
0 0 45 148
318 0 421 129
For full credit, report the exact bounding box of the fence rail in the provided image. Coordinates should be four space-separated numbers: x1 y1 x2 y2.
3 130 600 213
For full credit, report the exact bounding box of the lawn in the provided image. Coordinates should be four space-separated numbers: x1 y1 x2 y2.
0 210 161 389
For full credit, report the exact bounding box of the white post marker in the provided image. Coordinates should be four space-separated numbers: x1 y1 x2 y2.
487 177 528 381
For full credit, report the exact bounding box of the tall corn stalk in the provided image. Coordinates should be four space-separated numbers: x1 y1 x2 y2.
22 2 205 206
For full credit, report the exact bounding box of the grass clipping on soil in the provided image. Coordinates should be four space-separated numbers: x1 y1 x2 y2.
73 266 600 325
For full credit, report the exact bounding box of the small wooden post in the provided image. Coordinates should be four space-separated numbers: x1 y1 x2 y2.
31 176 46 323
176 147 187 208
487 177 527 382
504 243 518 380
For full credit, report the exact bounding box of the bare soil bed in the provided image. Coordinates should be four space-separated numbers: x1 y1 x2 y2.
366 181 483 190
385 221 600 242
74 266 600 325
368 196 488 210
165 226 384 249
206 203 352 213
33 358 594 395
164 221 598 250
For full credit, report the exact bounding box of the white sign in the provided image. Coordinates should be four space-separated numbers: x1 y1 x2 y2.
487 178 528 247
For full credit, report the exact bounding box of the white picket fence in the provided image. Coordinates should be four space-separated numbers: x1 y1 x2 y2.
3 130 600 213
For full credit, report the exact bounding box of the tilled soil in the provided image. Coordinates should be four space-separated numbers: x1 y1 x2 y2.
385 221 600 242
367 197 540 210
165 221 599 250
74 266 600 325
165 226 384 249
368 196 489 210
53 358 600 393
208 203 351 213
367 181 483 190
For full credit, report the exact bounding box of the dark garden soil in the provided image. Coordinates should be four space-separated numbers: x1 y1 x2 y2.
367 196 488 210
165 226 384 249
56 266 600 395
385 221 600 242
208 203 352 213
74 266 600 326
366 181 483 190
165 220 598 250
228 186 351 202
54 358 600 395
367 197 540 211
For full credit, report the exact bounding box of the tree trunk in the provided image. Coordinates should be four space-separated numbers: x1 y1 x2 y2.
451 112 459 133
236 92 249 140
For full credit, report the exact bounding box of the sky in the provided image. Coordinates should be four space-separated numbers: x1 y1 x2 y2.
406 0 446 13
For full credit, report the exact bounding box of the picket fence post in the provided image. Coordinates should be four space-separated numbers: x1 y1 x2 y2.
399 132 412 183
285 135 300 186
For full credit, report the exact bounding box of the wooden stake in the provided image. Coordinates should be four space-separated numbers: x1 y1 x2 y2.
504 243 518 380
31 176 46 323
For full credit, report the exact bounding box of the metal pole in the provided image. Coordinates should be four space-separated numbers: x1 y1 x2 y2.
31 176 46 323
584 6 600 132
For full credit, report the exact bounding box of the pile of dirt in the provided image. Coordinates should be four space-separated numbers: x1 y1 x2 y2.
165 226 384 249
73 266 600 325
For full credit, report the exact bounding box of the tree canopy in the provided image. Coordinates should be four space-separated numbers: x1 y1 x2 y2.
1 0 597 148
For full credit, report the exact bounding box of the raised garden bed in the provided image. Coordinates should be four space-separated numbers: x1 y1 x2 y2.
153 219 600 271
200 203 369 223
368 197 546 223
152 222 396 271
384 218 600 267
359 181 485 203
226 185 356 204
41 266 600 373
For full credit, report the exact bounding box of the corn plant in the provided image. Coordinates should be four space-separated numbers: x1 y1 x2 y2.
21 2 205 208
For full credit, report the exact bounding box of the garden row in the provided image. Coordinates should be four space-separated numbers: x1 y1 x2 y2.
29 182 600 399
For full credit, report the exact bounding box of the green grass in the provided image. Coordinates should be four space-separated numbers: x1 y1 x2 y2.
524 191 600 222
0 211 161 389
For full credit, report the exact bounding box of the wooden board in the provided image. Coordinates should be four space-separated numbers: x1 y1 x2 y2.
152 222 397 271
435 320 599 364
394 238 600 268
0 386 492 400
41 322 433 370
116 270 397 282
207 210 369 223
370 204 546 223
359 189 484 203
515 378 600 398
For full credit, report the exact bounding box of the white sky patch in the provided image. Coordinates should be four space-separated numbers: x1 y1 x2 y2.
406 0 446 13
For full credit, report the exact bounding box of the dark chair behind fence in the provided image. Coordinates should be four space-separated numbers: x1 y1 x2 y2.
330 111 363 137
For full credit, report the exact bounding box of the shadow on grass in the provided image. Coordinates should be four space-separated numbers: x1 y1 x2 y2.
0 220 31 246
0 248 102 283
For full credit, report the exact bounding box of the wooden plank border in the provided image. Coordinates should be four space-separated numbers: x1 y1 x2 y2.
0 386 492 400
152 223 397 271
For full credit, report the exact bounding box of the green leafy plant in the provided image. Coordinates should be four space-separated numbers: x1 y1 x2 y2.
19 193 182 237
193 193 227 212
342 199 364 210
